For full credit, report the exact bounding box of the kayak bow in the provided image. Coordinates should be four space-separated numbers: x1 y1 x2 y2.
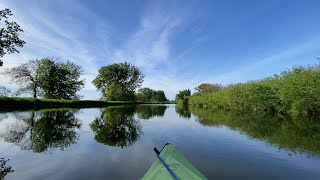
142 143 207 180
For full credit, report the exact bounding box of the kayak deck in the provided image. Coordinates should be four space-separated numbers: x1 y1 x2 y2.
142 143 207 180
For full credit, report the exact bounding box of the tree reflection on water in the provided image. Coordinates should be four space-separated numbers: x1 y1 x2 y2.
0 109 81 153
90 106 142 148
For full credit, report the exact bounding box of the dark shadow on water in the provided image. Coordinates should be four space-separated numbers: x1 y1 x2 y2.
90 106 142 148
189 107 320 158
135 105 168 120
175 104 191 119
0 109 81 153
90 105 169 148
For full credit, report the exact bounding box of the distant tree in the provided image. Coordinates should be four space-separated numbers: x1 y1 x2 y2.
152 90 168 102
136 88 168 102
92 62 144 101
0 8 25 66
195 83 223 94
37 58 84 100
175 89 191 101
136 87 154 102
3 59 41 98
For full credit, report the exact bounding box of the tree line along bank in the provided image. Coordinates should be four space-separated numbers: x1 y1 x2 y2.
176 63 320 116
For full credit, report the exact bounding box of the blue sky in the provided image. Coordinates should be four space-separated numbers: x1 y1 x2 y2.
0 0 320 100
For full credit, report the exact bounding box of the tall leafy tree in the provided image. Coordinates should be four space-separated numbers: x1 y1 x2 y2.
4 59 41 98
153 90 168 102
175 89 191 101
0 8 25 66
136 88 168 102
38 58 85 100
92 62 144 101
195 83 223 94
136 87 154 102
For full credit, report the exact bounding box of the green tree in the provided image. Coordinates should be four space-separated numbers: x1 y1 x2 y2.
195 83 223 94
3 59 41 98
136 88 168 102
175 89 191 101
136 87 154 102
92 62 144 101
152 90 168 102
0 8 25 66
38 58 84 100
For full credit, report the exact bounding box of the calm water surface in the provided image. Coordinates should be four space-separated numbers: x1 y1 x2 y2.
0 105 320 180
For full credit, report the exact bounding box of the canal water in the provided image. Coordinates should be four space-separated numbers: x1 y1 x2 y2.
0 105 319 179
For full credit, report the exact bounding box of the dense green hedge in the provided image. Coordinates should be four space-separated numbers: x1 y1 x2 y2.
189 64 320 115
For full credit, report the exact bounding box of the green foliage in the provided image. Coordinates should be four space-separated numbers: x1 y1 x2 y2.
136 87 168 102
189 64 320 115
3 58 84 99
105 83 125 101
38 58 84 100
175 89 191 101
194 83 223 94
92 62 144 101
0 8 25 66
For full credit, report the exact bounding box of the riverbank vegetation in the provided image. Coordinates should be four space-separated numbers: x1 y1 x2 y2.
175 89 191 107
1 60 170 109
189 64 320 116
0 97 139 110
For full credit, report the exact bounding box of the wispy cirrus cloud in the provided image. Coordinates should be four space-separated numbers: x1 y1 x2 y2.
112 4 183 70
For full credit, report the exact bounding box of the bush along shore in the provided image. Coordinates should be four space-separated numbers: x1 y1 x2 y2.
189 63 320 116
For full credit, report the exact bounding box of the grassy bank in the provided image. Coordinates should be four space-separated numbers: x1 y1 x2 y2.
0 97 175 110
0 97 140 110
189 64 320 115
